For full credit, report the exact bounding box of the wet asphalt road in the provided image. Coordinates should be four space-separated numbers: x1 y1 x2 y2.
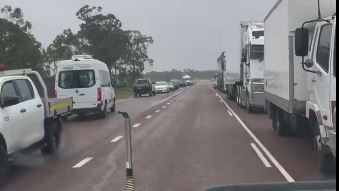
0 81 335 191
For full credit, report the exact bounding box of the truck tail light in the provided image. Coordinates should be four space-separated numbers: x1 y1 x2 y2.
52 90 57 98
97 88 102 102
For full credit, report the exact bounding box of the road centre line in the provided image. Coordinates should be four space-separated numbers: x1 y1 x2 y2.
145 115 152 119
72 157 93 169
155 110 161 113
214 90 295 182
250 143 272 168
133 123 141 128
162 106 167 109
111 136 123 143
116 98 132 103
167 102 171 105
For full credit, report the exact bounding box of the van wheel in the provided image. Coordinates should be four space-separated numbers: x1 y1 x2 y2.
100 104 108 118
41 121 61 155
0 144 8 177
110 99 116 113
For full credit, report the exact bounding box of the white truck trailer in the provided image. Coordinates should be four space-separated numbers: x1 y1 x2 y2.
264 0 336 173
217 52 240 99
236 21 265 112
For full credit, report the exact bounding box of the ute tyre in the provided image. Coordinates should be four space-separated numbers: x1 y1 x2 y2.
100 104 108 119
0 144 8 177
41 121 61 155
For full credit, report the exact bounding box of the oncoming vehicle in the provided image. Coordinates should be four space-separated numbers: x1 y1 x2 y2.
133 78 156 97
55 55 116 118
0 66 73 174
154 81 170 93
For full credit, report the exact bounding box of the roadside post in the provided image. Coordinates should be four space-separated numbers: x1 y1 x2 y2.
118 111 136 191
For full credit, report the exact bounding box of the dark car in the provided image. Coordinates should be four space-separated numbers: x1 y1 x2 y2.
133 78 156 97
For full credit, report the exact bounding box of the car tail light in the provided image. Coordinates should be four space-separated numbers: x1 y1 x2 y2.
52 90 57 98
97 88 102 102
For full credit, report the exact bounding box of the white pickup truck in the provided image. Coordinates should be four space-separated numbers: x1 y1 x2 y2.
0 67 73 174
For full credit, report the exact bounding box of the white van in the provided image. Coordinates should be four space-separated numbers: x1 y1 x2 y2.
55 55 116 118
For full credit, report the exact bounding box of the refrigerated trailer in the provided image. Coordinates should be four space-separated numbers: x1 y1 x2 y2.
264 0 336 173
236 21 265 112
217 52 226 92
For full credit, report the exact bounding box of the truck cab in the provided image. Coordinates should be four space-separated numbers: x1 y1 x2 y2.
237 22 265 112
295 15 336 170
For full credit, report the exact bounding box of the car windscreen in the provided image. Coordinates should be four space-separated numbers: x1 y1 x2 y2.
156 82 167 86
136 79 148 84
59 70 95 89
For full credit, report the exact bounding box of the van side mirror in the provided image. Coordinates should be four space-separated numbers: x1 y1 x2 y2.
295 28 309 57
1 96 20 108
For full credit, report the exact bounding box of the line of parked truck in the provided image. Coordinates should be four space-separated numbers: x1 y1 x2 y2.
216 0 336 173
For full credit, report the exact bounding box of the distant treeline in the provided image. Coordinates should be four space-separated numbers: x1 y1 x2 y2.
144 69 216 82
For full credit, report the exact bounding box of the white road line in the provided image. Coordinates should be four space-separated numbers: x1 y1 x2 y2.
155 110 161 113
133 123 141 128
111 136 123 143
251 143 272 168
220 99 223 103
116 98 132 103
72 157 93 169
227 110 234 117
162 106 167 109
214 91 295 182
145 115 152 119
167 102 171 105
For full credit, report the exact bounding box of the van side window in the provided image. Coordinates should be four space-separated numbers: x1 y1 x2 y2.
316 24 333 73
99 70 111 87
14 79 35 101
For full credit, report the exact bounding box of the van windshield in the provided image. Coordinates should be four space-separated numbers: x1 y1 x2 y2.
59 70 95 89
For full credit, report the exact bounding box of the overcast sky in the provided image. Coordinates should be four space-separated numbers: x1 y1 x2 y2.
1 0 277 72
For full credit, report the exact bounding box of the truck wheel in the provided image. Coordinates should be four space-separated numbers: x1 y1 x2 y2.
41 121 61 155
275 108 287 136
310 118 336 174
0 144 8 177
246 96 252 113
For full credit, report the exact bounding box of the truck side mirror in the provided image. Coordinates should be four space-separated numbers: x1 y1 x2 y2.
241 57 247 63
295 28 309 57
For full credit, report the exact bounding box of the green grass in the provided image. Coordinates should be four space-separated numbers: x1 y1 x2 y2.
115 87 133 100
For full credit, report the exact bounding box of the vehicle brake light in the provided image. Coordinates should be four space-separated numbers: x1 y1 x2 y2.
97 88 102 102
52 90 57 98
0 64 6 71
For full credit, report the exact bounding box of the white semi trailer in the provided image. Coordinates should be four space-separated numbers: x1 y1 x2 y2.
236 21 265 112
264 0 336 173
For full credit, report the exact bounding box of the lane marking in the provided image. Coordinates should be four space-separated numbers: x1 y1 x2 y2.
162 106 167 109
250 143 272 168
220 99 223 103
167 102 171 105
155 110 161 113
72 157 93 169
133 123 141 128
116 98 132 103
145 115 152 119
214 91 295 182
111 136 123 143
227 110 234 117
